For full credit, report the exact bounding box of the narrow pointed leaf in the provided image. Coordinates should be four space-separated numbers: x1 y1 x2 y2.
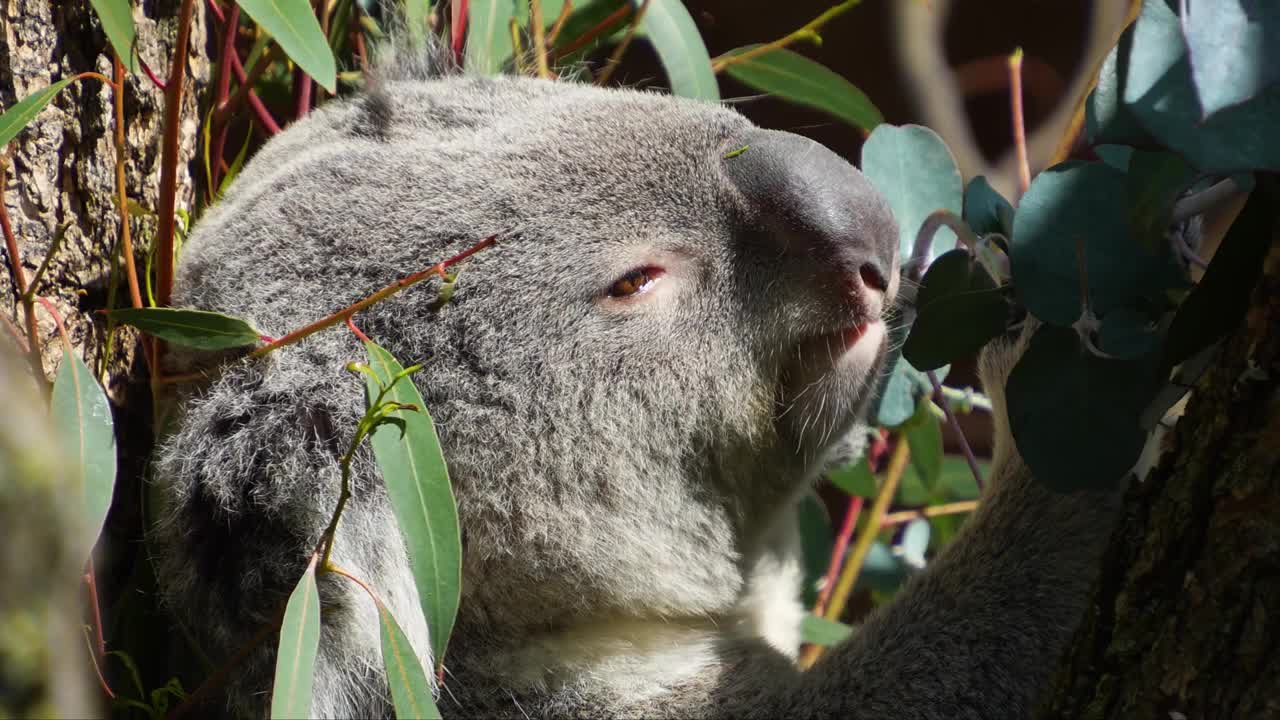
50 349 117 554
376 599 442 720
271 556 320 719
722 46 881 132
903 399 943 494
88 0 138 72
800 615 854 647
0 78 75 148
405 0 433 41
641 0 718 101
363 341 462 668
239 0 337 92
107 307 261 350
465 0 522 75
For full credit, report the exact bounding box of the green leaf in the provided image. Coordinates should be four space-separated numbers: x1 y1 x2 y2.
1085 30 1154 147
1122 0 1280 173
903 399 943 494
1163 177 1277 369
828 458 877 498
861 124 963 265
1182 0 1280 119
466 0 523 75
404 0 433 42
873 348 947 429
89 0 138 72
1010 162 1170 327
363 341 462 669
796 492 833 609
106 307 261 350
1097 307 1160 360
271 556 320 720
217 124 255 200
1124 150 1196 255
1006 325 1156 492
963 176 1013 238
902 248 1009 372
800 615 853 647
1093 144 1133 172
855 540 908 593
0 78 75 148
239 0 337 93
721 46 881 132
640 0 718 101
50 348 117 554
551 0 631 66
376 599 441 720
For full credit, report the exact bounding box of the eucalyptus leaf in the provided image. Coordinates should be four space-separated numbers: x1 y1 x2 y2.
270 557 320 720
828 458 877 498
1085 28 1154 147
50 348 117 555
861 124 963 267
0 78 75 148
1011 162 1170 327
800 615 854 647
239 0 337 93
897 518 931 569
640 0 718 101
1182 0 1280 119
1097 308 1160 360
1123 0 1280 173
89 0 138 72
722 46 881 132
107 307 261 350
903 399 943 494
796 493 834 609
1124 150 1196 255
903 249 1009 372
1006 325 1156 492
963 176 1014 238
855 540 908 593
363 341 462 668
376 599 441 720
466 0 524 75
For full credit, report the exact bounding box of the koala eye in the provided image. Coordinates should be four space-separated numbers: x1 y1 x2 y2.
607 267 665 298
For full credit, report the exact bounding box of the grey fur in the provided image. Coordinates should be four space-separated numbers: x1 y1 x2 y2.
150 53 1122 719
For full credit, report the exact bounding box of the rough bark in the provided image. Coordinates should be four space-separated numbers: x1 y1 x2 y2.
0 0 209 397
1039 210 1280 718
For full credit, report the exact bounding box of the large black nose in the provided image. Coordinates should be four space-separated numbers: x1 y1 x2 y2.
723 128 899 306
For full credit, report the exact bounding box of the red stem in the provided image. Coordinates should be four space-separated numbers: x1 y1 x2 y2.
812 494 864 616
293 66 314 121
85 558 108 664
1009 49 1031 198
0 169 44 383
451 0 469 66
155 0 197 310
554 3 633 59
209 3 240 193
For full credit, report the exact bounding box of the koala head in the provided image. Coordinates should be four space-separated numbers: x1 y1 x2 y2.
171 70 898 641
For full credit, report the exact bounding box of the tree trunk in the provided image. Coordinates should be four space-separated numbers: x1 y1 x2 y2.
1039 210 1280 717
0 0 209 394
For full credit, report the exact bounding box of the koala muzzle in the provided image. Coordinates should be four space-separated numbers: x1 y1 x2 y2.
724 128 899 321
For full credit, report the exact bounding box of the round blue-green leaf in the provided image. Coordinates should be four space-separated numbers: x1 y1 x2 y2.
1182 0 1280 119
1011 162 1166 327
239 0 337 93
873 349 948 429
1124 150 1196 254
641 0 718 101
963 176 1013 239
89 0 138 72
363 341 462 669
1123 0 1280 173
898 518 930 569
1006 324 1155 492
1085 29 1154 147
861 124 963 266
1097 308 1160 360
855 540 907 593
722 45 882 132
50 348 117 556
903 249 1009 372
271 556 320 719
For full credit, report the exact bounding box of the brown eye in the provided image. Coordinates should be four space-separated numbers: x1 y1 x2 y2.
607 267 664 298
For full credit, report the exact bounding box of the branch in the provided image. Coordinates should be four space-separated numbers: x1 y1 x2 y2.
712 0 864 73
155 0 198 310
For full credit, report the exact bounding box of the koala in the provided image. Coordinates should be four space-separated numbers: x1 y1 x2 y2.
149 39 1124 719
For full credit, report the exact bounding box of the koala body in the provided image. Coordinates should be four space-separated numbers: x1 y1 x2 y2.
151 46 1122 719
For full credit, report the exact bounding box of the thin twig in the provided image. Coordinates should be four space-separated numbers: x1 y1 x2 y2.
1172 177 1242 223
247 235 496 359
553 3 633 60
595 0 650 86
711 0 863 73
0 163 44 385
21 222 70 301
209 3 240 194
928 371 984 490
812 494 863 618
530 0 553 79
156 0 197 311
111 57 144 311
881 500 979 527
1008 47 1031 198
545 0 574 47
214 43 279 129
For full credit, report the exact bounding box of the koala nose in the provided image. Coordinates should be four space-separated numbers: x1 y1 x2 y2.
724 128 899 313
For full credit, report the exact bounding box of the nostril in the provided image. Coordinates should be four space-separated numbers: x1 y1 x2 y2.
859 263 888 294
